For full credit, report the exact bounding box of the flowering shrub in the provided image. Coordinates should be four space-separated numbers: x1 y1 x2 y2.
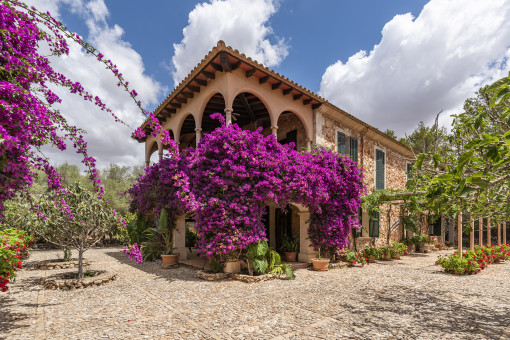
362 246 381 259
345 250 367 266
392 242 409 255
123 243 143 264
0 228 34 292
129 114 364 259
380 245 399 259
436 244 510 275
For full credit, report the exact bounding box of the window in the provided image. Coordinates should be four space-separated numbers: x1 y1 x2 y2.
406 163 412 181
336 131 346 154
369 211 380 237
375 149 385 190
350 137 358 163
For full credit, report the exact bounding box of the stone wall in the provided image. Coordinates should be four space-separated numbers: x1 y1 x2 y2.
316 111 410 248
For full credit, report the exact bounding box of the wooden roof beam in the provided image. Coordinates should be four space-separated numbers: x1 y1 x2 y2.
210 62 223 72
188 85 200 93
293 93 303 100
195 78 207 86
238 93 256 122
312 103 322 110
175 97 187 104
231 61 241 71
272 82 282 90
303 98 312 105
282 88 292 95
259 76 269 84
220 52 231 72
245 68 256 77
203 71 215 79
170 102 181 109
182 92 193 98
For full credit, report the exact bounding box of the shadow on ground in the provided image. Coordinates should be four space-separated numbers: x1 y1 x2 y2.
104 250 204 283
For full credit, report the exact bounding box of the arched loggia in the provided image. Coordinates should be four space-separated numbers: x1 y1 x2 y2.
231 92 271 134
178 114 196 150
201 93 225 134
276 111 308 151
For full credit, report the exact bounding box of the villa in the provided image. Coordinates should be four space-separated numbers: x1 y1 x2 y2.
133 41 415 262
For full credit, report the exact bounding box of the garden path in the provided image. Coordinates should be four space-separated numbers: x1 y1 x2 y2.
1 248 509 339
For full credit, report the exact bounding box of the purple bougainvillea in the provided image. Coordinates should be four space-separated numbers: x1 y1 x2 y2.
129 113 364 257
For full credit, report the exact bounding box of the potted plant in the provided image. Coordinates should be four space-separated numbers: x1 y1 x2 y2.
223 250 241 273
421 235 434 253
345 251 367 266
380 245 397 260
281 235 299 262
362 246 381 262
158 209 178 266
311 247 330 271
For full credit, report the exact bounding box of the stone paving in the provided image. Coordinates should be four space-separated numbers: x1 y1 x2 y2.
1 247 509 339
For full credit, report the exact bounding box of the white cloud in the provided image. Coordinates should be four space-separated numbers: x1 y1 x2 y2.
171 0 288 86
25 0 165 169
320 0 510 136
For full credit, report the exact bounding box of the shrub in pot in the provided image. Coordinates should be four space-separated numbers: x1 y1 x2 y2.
361 246 381 262
158 210 178 266
281 235 299 262
345 251 367 266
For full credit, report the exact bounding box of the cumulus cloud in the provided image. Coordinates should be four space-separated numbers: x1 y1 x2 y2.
320 0 510 135
25 0 165 169
171 0 288 86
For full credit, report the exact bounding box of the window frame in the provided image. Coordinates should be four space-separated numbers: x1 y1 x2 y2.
336 130 346 155
375 148 386 190
369 211 380 238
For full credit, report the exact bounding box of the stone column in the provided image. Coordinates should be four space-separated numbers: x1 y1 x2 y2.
224 108 233 126
487 217 491 246
297 211 316 263
271 125 278 137
479 217 483 246
145 160 150 167
497 223 501 245
195 127 202 146
158 151 163 161
503 221 507 245
305 138 312 151
269 206 276 248
470 218 475 251
173 215 188 260
458 213 463 257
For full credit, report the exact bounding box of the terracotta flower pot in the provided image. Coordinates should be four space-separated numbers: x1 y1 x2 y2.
381 253 392 261
161 254 179 266
284 252 298 262
223 260 241 273
311 258 330 271
367 256 376 263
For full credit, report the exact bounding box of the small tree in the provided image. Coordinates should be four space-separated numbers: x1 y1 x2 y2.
35 183 122 278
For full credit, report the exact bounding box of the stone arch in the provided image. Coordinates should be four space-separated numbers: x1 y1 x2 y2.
176 114 196 149
230 91 272 135
145 139 159 164
276 110 310 151
197 89 226 129
200 92 226 134
230 87 276 129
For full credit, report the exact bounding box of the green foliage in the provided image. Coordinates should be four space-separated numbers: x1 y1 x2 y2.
158 209 175 255
281 235 299 253
244 240 294 279
210 259 225 273
345 250 367 265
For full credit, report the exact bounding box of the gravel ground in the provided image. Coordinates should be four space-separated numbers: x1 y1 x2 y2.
1 247 509 339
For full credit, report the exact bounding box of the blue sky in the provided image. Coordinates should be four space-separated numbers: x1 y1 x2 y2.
59 1 428 97
31 0 510 168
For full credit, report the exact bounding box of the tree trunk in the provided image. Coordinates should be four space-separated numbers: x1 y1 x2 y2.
78 248 85 279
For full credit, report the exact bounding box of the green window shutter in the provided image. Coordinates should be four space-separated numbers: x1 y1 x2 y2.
337 131 346 154
350 138 358 163
375 149 385 190
369 211 380 237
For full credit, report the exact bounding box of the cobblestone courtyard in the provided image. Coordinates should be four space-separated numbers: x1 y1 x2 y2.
1 247 509 339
